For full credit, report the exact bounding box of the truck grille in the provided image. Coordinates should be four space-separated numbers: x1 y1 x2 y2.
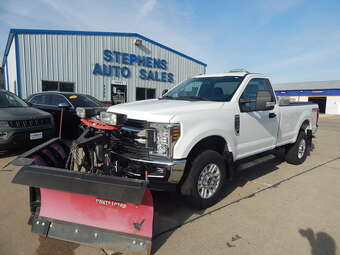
114 119 152 158
8 118 51 128
124 119 148 129
117 132 149 157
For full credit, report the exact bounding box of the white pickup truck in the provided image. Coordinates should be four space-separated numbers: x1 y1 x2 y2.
9 70 319 254
104 69 318 208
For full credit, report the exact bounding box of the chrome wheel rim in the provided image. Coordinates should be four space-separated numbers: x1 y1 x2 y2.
297 139 306 159
197 163 221 199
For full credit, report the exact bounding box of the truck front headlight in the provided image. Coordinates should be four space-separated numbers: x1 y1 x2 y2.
150 123 180 157
76 107 87 118
100 112 118 125
100 112 127 126
76 107 104 119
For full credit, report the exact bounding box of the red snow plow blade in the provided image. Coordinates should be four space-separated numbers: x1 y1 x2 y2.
11 138 153 255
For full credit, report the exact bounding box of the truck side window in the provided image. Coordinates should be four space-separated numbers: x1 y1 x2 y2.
240 78 275 111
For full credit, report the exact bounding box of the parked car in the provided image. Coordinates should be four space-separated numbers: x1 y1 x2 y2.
27 91 105 139
0 90 54 151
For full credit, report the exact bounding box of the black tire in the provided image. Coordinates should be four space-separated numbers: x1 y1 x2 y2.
181 150 226 209
285 131 308 165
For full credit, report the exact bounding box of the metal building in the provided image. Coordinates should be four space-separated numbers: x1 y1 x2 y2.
273 80 340 114
1 29 206 103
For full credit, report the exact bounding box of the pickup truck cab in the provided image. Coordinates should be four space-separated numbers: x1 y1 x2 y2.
107 70 319 208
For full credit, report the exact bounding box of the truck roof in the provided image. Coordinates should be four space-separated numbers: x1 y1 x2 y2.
193 69 265 79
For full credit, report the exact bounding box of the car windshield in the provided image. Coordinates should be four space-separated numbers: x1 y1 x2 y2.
0 91 28 108
163 76 244 102
66 94 104 107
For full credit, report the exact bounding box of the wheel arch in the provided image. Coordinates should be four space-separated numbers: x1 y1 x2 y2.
187 135 229 159
300 119 310 132
292 118 311 144
179 135 234 187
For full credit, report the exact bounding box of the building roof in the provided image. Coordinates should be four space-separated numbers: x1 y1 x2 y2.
2 28 207 68
273 80 340 91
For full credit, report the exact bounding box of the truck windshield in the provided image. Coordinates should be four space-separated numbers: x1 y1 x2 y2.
0 91 28 108
163 76 244 101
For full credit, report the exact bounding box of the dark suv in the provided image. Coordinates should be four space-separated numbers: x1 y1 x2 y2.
0 90 54 151
27 92 104 139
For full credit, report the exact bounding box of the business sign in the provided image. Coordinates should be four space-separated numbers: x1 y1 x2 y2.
93 50 174 82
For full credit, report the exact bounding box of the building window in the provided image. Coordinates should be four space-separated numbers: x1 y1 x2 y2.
136 87 156 101
60 82 74 92
42 81 74 92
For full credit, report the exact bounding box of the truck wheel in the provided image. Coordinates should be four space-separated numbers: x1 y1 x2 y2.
181 150 226 209
285 131 308 165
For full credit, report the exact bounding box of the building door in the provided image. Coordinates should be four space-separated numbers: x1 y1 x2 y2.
111 84 126 104
308 97 326 113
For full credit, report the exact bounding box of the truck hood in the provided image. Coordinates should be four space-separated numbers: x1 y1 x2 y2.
0 107 51 121
107 99 224 122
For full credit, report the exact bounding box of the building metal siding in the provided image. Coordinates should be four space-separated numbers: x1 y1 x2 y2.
274 89 340 115
273 80 340 90
6 37 17 94
275 89 340 97
326 96 340 114
273 80 340 115
16 33 205 100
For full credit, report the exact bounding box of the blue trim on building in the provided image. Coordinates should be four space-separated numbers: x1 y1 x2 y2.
275 89 340 97
1 31 15 68
3 28 207 67
5 58 9 90
14 34 22 97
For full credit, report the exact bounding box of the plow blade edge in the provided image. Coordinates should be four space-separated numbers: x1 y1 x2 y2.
12 165 153 255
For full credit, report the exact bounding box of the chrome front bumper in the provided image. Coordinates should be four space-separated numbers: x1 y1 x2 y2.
139 158 186 184
113 152 186 184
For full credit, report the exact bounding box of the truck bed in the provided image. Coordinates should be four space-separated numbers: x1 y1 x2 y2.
277 102 318 146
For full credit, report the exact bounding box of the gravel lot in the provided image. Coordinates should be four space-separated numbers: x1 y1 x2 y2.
1 115 339 255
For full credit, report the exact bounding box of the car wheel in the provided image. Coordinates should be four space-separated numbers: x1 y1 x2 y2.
285 131 309 165
181 150 226 209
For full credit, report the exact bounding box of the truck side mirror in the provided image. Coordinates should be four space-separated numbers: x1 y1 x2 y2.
239 97 256 112
162 89 168 96
256 90 275 111
58 102 71 109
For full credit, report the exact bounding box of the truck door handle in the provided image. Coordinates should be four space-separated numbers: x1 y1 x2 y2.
269 113 276 118
234 114 240 135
